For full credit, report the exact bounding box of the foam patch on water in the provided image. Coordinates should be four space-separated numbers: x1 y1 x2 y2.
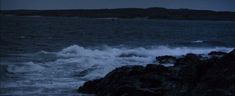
7 62 45 73
192 40 204 43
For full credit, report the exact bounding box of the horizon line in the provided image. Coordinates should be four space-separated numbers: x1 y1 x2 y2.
1 7 235 13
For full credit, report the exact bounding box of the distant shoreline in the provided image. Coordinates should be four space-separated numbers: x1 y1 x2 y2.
1 7 235 21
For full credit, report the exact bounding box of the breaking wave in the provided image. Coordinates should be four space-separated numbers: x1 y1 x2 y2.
1 45 233 95
54 45 232 79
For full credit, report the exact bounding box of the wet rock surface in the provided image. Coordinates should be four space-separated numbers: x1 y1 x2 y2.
78 49 235 96
208 51 227 58
156 55 177 64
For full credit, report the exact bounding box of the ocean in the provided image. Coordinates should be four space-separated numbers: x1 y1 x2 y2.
0 16 235 95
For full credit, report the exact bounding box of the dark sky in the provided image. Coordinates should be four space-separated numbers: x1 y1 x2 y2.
1 0 235 11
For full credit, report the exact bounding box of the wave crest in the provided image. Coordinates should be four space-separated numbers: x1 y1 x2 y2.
53 45 232 79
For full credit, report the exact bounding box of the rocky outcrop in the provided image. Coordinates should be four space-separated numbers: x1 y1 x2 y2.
78 49 235 96
78 64 171 96
156 55 177 64
208 51 227 58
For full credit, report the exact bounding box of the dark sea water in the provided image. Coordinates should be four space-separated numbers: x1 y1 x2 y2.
0 16 235 96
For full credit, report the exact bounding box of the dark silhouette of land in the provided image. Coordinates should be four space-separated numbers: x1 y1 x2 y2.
1 7 235 21
78 49 235 96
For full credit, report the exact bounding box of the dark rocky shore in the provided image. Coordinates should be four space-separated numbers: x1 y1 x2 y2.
78 49 235 96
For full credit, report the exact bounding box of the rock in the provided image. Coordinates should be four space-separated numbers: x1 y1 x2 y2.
229 49 235 54
78 64 170 96
77 78 102 94
78 49 235 96
222 49 235 63
145 64 169 74
208 51 227 58
113 85 165 96
175 53 202 66
156 55 177 64
190 49 235 96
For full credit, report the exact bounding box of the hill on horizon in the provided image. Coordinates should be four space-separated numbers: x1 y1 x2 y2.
1 7 235 21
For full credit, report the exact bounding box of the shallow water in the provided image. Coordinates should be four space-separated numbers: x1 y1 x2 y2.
0 16 235 95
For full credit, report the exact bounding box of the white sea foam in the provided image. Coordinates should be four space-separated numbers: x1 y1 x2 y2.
192 40 204 43
54 45 232 79
1 44 233 95
4 45 233 81
7 62 45 73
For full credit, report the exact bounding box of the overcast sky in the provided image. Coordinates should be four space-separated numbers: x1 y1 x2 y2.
1 0 235 11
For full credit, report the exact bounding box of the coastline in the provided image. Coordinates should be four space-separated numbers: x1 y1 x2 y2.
1 7 235 21
78 49 235 96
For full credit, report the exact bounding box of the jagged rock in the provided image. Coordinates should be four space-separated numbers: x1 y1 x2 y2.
78 64 170 96
145 64 169 74
78 49 235 96
208 51 227 58
192 49 235 96
222 49 235 63
175 53 202 66
77 79 102 94
156 55 177 64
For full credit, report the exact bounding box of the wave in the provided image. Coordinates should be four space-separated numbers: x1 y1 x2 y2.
1 44 233 95
54 45 232 79
6 62 45 73
3 45 233 80
192 40 204 43
57 45 232 57
189 40 227 46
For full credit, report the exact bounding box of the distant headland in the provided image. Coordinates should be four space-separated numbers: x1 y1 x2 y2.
1 7 235 21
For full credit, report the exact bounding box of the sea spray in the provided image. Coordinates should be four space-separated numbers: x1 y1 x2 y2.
1 45 233 95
